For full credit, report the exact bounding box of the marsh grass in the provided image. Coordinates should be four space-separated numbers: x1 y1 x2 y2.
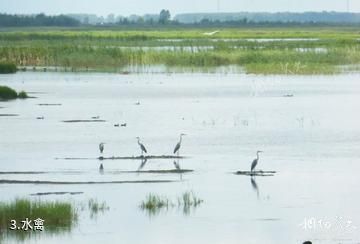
0 198 77 242
1 28 360 74
140 191 203 216
87 199 109 219
0 198 77 229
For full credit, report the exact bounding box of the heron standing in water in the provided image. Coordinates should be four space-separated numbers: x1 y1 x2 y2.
173 133 186 156
99 143 105 154
251 151 263 173
136 137 147 156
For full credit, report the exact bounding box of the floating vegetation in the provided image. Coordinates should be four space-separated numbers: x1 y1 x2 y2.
0 198 77 241
98 155 186 160
0 179 174 185
62 119 106 123
0 86 28 100
140 191 203 216
0 114 19 117
121 169 193 174
234 170 277 176
37 103 62 106
30 192 83 196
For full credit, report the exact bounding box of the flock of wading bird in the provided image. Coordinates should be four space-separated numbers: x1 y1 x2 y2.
97 133 264 175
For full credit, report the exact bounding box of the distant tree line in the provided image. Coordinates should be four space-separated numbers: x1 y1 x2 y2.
1 11 360 28
175 12 360 24
0 13 80 27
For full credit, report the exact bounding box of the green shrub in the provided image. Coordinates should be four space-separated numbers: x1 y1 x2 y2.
0 62 17 74
17 91 28 99
0 86 18 100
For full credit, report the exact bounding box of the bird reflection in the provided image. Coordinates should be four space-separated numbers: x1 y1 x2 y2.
99 163 104 174
137 158 148 171
173 160 181 170
250 177 260 199
173 160 183 180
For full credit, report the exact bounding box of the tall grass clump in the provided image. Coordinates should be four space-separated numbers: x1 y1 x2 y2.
140 191 203 216
0 62 17 74
0 198 77 231
87 199 109 218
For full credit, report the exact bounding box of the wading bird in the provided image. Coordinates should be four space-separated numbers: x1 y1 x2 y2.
251 151 263 173
173 133 186 156
136 137 147 156
99 143 105 154
203 30 220 36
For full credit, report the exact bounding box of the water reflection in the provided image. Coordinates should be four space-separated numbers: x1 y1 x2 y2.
250 177 260 200
137 158 148 171
173 159 183 180
99 163 104 174
0 226 74 243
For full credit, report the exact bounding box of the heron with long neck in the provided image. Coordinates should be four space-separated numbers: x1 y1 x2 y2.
173 133 186 156
251 151 263 173
136 137 147 156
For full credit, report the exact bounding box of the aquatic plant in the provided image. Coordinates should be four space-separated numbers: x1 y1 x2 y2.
0 86 18 100
0 86 28 100
0 198 77 229
17 91 28 99
0 62 17 74
87 198 109 218
0 198 77 242
140 191 203 216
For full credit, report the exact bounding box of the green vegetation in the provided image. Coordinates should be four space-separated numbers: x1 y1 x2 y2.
0 62 17 74
0 86 28 100
0 27 359 74
87 199 109 218
0 198 77 242
0 198 77 228
17 91 28 99
140 191 203 216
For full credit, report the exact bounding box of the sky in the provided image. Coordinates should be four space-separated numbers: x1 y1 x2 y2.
0 0 359 16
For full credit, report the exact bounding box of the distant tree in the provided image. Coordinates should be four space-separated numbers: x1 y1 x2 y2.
0 13 80 27
159 9 171 24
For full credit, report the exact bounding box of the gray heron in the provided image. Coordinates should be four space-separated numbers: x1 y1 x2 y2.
173 133 186 156
136 137 147 156
251 151 263 173
99 143 105 154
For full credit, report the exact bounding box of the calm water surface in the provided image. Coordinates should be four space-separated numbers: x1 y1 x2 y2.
0 72 359 244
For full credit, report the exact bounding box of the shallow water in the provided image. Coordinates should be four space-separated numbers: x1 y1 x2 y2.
0 72 360 243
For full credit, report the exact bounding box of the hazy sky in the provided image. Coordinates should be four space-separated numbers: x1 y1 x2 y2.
0 0 359 16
